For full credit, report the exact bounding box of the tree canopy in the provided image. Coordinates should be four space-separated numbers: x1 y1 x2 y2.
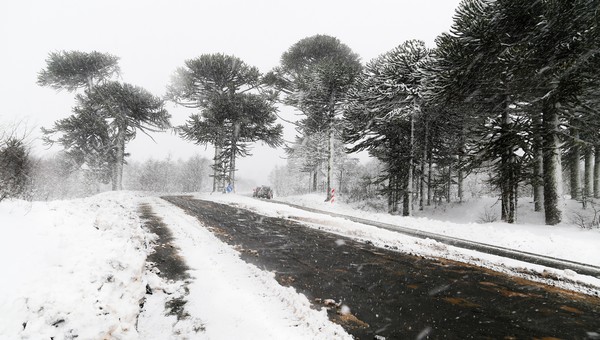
168 53 283 191
269 34 362 201
37 50 120 91
39 51 170 190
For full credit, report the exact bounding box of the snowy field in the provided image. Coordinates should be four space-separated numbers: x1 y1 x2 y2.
1 191 599 339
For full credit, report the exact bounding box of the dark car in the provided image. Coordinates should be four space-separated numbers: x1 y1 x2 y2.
253 186 273 199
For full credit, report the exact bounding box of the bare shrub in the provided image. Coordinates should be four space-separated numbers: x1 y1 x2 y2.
477 207 498 223
569 202 600 229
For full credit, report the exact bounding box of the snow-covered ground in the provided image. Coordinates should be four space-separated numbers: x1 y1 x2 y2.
1 190 599 339
0 192 350 339
0 192 147 339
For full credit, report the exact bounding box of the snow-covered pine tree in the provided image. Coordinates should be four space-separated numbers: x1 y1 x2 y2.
168 54 283 192
38 50 121 188
41 104 114 186
446 0 536 223
506 0 599 224
268 35 362 202
428 0 599 225
344 40 430 216
582 105 600 200
43 82 171 190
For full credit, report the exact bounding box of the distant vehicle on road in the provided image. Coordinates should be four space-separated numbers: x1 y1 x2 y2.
253 186 273 199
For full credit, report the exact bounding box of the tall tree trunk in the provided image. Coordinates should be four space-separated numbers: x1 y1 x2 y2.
584 146 593 199
595 146 600 198
388 176 398 214
446 164 451 203
389 178 393 212
395 175 401 213
532 112 544 211
325 90 336 202
403 112 415 216
419 151 426 211
339 168 343 196
326 127 334 201
569 127 581 200
513 182 519 223
419 119 428 211
507 186 515 223
312 167 318 192
457 124 466 203
500 108 515 223
229 147 236 191
457 157 464 203
212 144 220 193
112 122 126 191
542 99 562 225
501 187 508 222
229 122 240 193
427 146 433 206
111 166 119 191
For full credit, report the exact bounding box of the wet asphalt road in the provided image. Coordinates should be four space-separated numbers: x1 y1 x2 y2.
163 196 600 339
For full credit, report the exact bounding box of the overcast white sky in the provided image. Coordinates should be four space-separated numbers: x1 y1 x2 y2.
0 0 461 185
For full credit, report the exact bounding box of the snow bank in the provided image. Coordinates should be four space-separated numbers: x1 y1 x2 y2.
0 192 148 339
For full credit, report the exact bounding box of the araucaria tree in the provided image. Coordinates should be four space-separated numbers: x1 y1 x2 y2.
167 53 283 192
423 0 599 225
268 35 362 201
430 0 531 224
38 50 170 190
345 40 431 216
342 0 599 226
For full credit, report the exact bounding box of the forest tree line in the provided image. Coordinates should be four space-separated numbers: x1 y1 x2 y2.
1 0 598 226
271 0 600 226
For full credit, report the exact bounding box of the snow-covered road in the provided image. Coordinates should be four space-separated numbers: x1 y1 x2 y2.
1 191 599 339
